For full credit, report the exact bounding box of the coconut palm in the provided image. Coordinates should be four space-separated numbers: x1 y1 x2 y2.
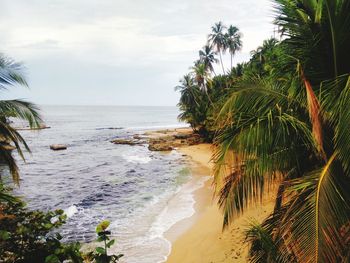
249 38 279 77
199 45 218 75
229 63 246 78
225 25 242 69
208 22 227 74
175 74 206 131
213 0 350 262
175 74 199 107
0 54 41 184
191 62 211 91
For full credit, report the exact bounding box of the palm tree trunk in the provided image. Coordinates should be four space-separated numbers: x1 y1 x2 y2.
274 183 285 214
231 53 233 69
219 51 225 74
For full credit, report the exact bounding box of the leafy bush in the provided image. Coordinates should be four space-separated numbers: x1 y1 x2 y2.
0 193 124 263
0 200 83 263
85 220 123 263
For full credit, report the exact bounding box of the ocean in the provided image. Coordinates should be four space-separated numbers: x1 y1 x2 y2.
11 105 206 263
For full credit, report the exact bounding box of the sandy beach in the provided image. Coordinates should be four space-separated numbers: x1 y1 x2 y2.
165 143 276 263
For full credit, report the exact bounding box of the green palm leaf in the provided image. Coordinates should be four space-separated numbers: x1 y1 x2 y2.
0 54 42 184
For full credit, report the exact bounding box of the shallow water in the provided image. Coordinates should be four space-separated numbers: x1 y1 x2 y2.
9 105 201 263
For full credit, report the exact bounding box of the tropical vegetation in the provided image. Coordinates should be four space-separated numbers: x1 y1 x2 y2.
176 0 350 262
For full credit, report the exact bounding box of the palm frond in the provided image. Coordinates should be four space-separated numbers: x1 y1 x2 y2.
0 54 28 89
0 99 42 128
278 157 350 262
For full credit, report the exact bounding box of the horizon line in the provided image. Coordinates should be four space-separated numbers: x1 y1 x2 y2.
38 104 179 107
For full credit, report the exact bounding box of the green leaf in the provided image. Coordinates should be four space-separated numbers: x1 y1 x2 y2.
44 223 53 229
0 230 10 240
45 254 60 263
95 247 105 254
106 239 115 248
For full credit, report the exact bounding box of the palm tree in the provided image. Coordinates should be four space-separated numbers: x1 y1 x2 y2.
213 0 350 262
0 54 41 184
191 62 211 91
225 25 242 69
229 63 246 77
208 22 227 74
249 38 279 77
175 74 198 107
175 74 204 130
199 45 218 75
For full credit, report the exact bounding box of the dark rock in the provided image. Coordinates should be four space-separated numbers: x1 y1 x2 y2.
133 135 143 140
96 127 123 130
50 144 67 150
174 133 191 139
148 144 173 151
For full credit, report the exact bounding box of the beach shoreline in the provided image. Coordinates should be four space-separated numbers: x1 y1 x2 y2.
141 129 277 263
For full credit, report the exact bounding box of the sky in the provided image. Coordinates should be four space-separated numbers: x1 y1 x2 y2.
0 0 275 106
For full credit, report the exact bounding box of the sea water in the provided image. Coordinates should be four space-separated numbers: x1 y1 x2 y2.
10 105 204 263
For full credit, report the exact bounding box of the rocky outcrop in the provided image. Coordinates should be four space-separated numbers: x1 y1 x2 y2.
186 134 202 145
147 132 203 151
147 137 174 151
148 143 173 151
110 138 145 145
50 144 67 150
174 133 192 139
110 128 204 152
16 124 51 130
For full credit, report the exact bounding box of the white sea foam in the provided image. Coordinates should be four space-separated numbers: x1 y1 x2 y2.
51 205 78 224
149 176 210 262
108 176 210 263
124 155 152 164
64 205 78 218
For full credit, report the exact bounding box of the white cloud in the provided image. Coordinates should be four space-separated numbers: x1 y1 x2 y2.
0 0 275 106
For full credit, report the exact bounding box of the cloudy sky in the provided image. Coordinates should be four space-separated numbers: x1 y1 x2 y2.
1 0 275 106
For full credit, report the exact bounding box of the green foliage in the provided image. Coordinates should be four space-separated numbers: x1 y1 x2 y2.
0 193 124 263
86 220 123 263
0 199 83 263
211 1 350 262
0 53 42 185
177 1 350 261
176 23 243 139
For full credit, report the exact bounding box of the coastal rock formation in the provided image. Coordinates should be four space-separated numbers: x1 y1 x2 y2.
147 130 204 151
50 144 67 150
110 138 145 145
148 142 173 151
110 128 204 152
148 137 174 151
174 133 191 140
16 124 51 130
186 134 202 145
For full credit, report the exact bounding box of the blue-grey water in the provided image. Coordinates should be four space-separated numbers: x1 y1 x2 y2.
9 105 205 263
